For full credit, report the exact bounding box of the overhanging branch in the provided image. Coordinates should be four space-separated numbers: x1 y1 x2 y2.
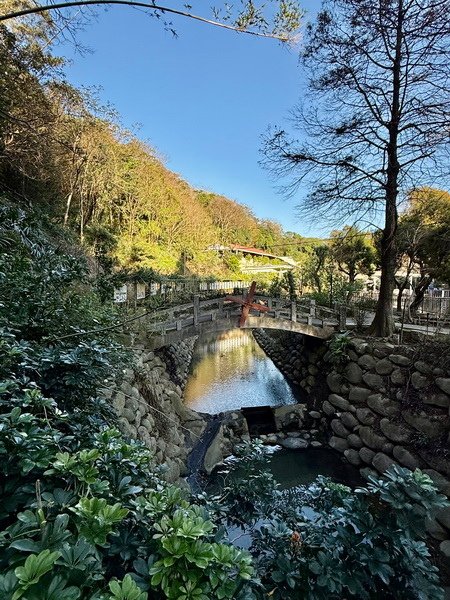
0 1 293 41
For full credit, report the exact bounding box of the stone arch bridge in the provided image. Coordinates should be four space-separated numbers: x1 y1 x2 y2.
126 295 348 350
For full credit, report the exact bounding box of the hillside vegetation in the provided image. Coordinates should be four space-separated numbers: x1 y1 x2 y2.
0 17 314 279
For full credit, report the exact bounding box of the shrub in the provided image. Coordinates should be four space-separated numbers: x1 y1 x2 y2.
215 444 448 600
327 332 351 365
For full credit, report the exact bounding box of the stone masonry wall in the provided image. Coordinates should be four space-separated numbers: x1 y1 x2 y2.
252 329 328 408
156 337 198 389
103 339 205 483
254 328 450 563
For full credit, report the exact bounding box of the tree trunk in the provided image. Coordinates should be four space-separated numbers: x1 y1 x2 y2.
370 0 403 338
409 275 432 315
64 192 73 227
314 274 322 294
396 282 406 312
370 233 396 336
346 270 356 303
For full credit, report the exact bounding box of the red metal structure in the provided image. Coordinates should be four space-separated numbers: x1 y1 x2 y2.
225 281 270 327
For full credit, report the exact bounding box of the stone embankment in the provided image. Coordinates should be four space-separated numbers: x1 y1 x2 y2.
156 338 197 389
253 328 450 562
102 339 206 483
252 329 328 406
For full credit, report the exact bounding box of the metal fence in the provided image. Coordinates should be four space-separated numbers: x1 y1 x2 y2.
420 290 450 317
113 279 450 318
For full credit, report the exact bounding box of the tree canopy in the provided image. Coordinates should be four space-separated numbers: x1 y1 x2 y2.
330 226 376 286
394 187 450 313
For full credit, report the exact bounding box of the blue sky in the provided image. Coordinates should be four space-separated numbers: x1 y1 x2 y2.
58 1 323 235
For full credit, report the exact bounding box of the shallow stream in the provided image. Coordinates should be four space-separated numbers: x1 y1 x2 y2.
184 330 360 488
184 329 299 414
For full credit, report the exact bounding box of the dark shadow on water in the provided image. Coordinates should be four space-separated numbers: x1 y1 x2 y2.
268 447 363 489
208 447 363 496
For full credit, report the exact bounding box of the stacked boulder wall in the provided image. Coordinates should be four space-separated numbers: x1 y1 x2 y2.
156 338 198 389
252 329 328 407
253 329 450 563
103 341 206 483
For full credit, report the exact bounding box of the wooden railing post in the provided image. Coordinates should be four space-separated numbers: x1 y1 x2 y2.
339 305 347 330
291 301 297 322
193 295 200 325
307 299 315 325
126 282 137 309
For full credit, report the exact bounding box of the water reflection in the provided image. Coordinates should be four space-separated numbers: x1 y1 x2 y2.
184 330 299 414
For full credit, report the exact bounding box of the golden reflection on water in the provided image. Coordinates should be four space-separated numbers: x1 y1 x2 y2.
184 330 298 414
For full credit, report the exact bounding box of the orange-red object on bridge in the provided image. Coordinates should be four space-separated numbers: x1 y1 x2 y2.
225 281 270 327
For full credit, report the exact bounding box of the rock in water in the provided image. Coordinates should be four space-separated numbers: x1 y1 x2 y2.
280 437 309 450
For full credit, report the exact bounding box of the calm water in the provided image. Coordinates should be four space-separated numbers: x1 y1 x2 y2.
269 448 362 489
184 330 299 413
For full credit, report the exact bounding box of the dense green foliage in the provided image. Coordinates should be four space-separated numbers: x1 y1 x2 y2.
0 203 253 599
210 443 449 600
395 188 450 313
330 227 376 289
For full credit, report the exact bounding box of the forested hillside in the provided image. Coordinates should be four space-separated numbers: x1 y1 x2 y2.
0 14 313 278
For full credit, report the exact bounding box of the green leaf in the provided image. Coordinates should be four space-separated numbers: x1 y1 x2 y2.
107 574 146 600
23 576 81 600
13 550 61 599
9 539 40 553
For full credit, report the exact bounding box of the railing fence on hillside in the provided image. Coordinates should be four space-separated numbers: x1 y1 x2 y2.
113 280 250 306
420 289 450 317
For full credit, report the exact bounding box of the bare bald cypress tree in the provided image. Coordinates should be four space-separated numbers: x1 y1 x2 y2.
264 0 450 336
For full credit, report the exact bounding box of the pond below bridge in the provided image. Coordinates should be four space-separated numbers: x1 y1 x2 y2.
184 329 360 488
184 329 300 414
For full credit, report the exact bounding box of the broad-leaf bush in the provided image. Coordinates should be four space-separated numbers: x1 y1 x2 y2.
221 447 448 599
0 201 254 599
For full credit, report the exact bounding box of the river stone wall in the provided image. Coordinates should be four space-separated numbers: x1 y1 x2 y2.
156 338 198 389
102 340 206 483
253 328 450 562
203 403 326 474
252 329 328 407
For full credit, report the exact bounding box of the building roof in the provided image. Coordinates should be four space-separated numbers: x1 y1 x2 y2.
229 244 279 259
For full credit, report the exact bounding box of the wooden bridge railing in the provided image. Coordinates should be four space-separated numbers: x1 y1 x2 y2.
138 295 347 337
